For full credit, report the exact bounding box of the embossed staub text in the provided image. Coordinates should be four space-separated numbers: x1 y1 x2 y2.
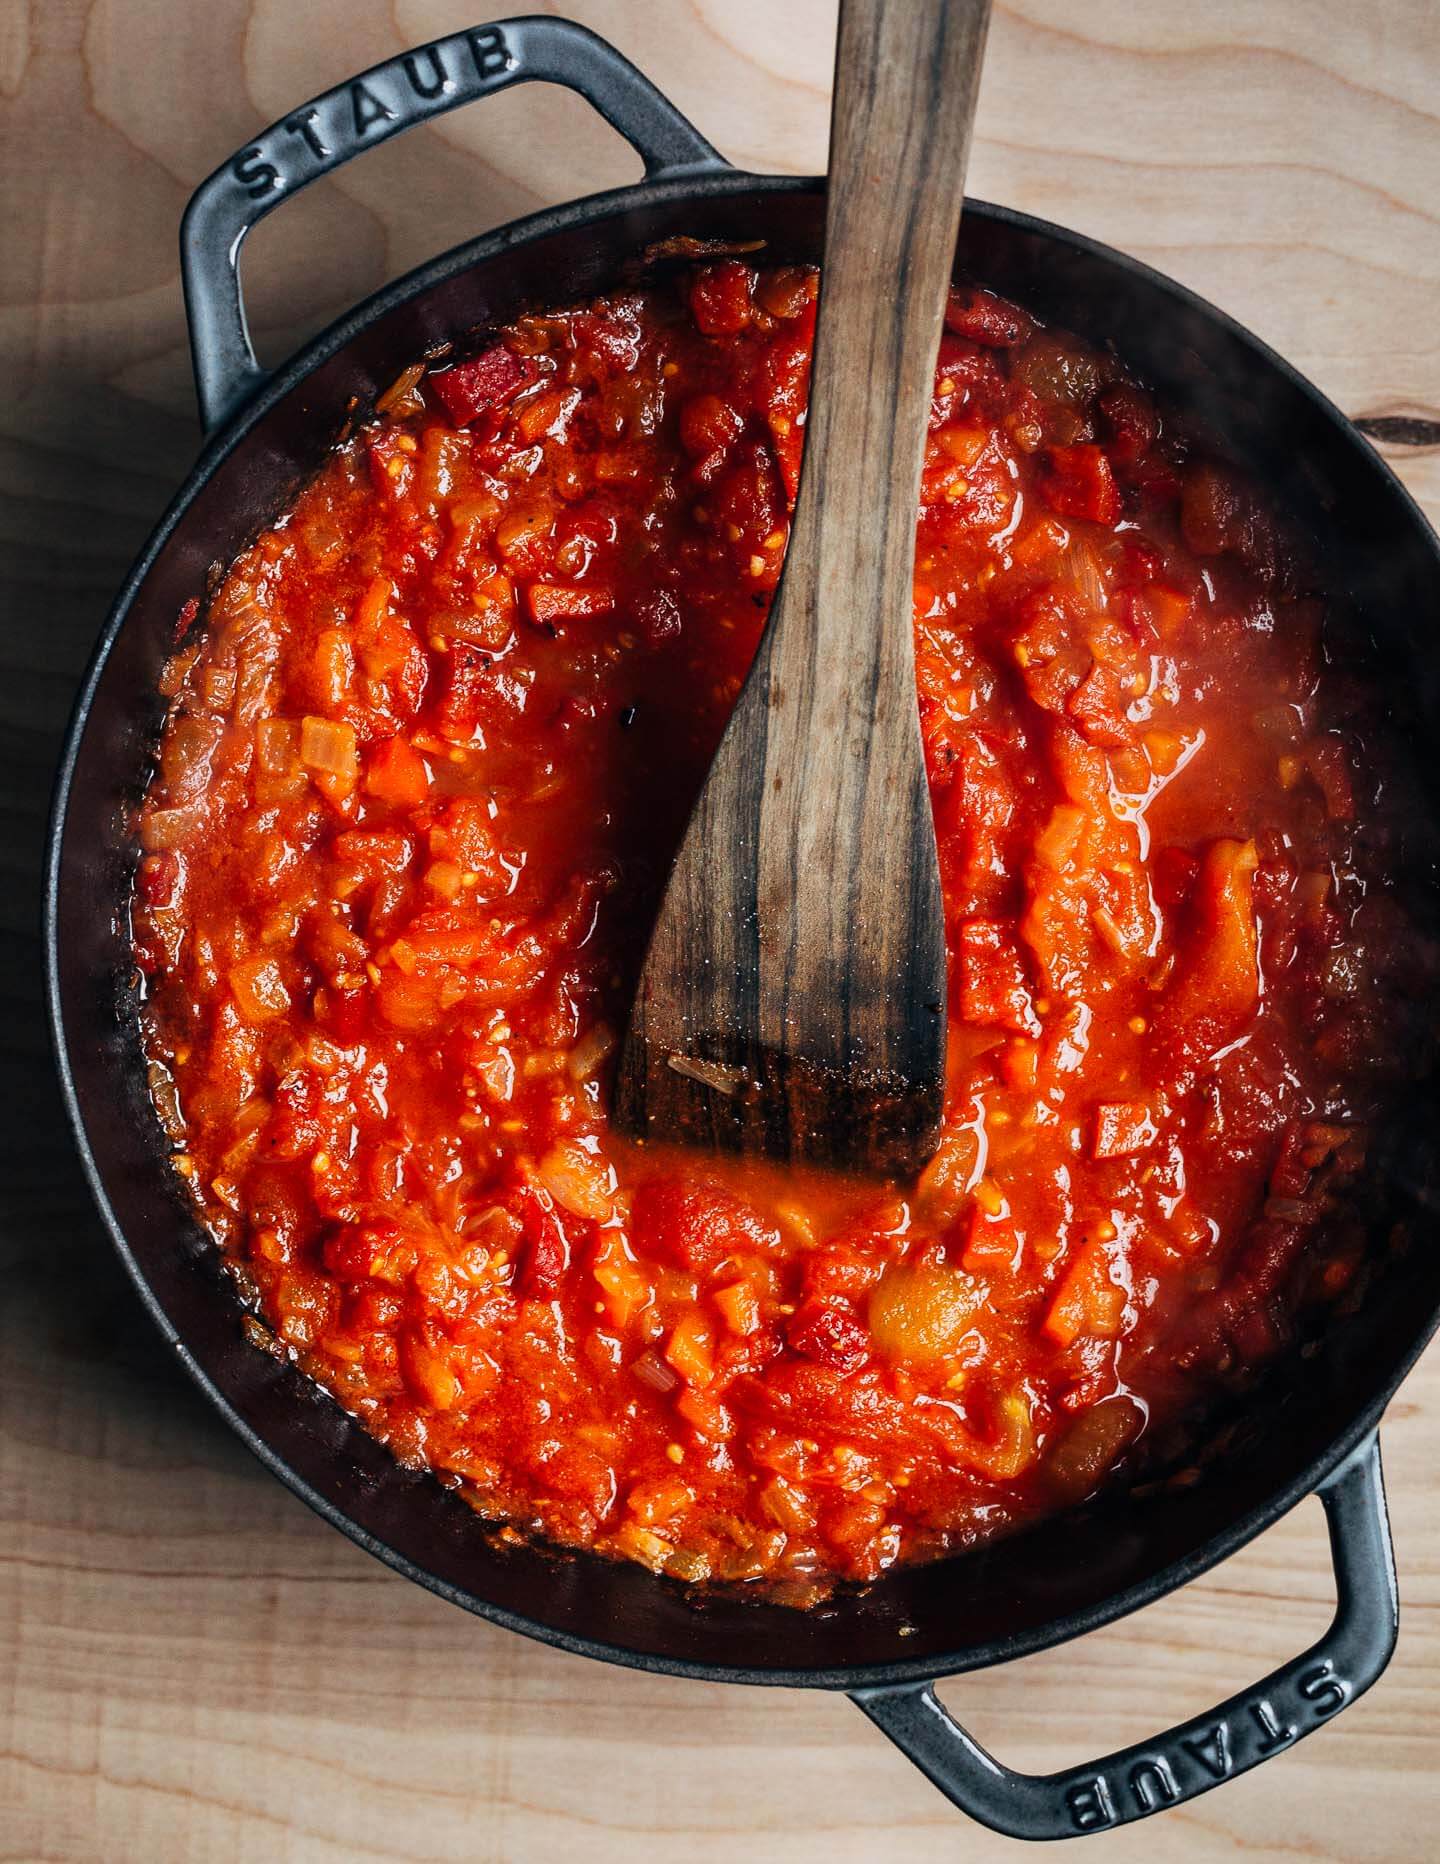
1064 1661 1351 1831
230 26 513 199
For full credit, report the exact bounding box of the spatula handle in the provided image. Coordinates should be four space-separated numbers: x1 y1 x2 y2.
782 0 990 657
615 0 991 1171
742 0 990 1147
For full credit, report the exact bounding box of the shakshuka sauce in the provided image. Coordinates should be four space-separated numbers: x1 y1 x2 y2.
132 258 1434 1599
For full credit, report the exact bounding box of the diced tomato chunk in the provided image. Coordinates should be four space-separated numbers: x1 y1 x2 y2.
787 1301 870 1374
708 442 784 562
690 261 754 335
679 393 744 459
936 734 1015 892
1043 1236 1125 1346
1066 660 1132 747
1304 736 1356 821
432 344 537 429
1140 585 1192 643
957 919 1040 1035
759 300 816 505
516 1186 571 1298
1041 445 1122 525
230 954 290 1024
1092 1101 1158 1160
526 582 615 627
137 850 180 909
364 735 430 807
1097 383 1159 467
436 641 524 743
1119 539 1166 585
714 1278 761 1337
944 284 1032 348
665 1311 716 1386
630 1177 778 1278
365 425 414 497
1154 838 1261 1077
960 1212 1024 1276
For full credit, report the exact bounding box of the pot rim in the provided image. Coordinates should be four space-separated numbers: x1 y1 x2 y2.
44 165 1440 1689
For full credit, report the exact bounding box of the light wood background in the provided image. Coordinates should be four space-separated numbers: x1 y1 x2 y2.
4 3 1439 1859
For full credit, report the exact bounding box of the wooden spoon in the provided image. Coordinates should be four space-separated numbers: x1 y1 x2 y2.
615 0 992 1176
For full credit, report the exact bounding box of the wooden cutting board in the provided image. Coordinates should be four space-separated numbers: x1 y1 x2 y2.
3 3 1437 1859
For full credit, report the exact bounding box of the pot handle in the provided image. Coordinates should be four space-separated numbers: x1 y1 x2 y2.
181 16 725 435
852 1432 1396 1840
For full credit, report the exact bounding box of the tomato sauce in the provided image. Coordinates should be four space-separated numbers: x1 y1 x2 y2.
132 258 1435 1600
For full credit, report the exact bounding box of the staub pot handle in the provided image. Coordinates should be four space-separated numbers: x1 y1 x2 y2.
180 16 724 435
853 1434 1397 1839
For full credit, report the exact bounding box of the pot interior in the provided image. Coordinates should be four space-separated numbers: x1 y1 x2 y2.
51 178 1440 1683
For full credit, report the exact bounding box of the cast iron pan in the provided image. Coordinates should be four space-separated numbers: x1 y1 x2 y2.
43 16 1440 1839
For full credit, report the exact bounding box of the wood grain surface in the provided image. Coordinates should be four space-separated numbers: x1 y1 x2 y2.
3 3 1438 1859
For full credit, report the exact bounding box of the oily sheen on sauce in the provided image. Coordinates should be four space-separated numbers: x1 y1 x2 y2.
131 260 1434 1601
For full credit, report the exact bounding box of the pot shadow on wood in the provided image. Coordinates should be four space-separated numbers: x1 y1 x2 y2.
1 369 256 1465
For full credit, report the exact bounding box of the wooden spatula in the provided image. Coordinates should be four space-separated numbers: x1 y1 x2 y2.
615 0 992 1176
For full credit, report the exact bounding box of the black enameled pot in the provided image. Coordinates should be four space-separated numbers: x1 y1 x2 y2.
44 16 1440 1840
